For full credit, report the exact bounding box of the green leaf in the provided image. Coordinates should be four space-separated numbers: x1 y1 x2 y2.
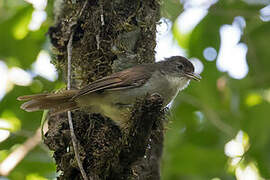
0 5 48 69
41 110 49 140
161 0 183 22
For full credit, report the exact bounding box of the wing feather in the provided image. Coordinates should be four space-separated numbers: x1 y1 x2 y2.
73 64 155 99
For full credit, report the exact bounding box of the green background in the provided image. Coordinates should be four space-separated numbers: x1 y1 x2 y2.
0 0 270 179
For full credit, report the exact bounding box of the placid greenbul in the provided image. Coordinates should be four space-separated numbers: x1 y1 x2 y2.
18 56 201 127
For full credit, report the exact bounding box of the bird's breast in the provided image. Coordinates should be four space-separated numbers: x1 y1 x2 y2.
159 75 190 105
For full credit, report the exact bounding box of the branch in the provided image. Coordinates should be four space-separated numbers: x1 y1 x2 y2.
67 31 89 180
180 94 235 136
65 1 90 180
0 128 41 176
66 2 89 179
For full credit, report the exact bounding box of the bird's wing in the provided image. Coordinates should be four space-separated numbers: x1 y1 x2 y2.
73 65 154 99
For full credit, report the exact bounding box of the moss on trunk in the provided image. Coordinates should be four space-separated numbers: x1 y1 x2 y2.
44 0 166 179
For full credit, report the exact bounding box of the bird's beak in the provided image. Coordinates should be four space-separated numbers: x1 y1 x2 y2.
185 72 202 81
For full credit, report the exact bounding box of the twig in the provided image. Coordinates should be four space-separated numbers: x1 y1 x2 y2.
78 1 88 18
96 34 100 50
99 1 105 26
67 33 73 90
67 33 89 180
0 128 41 176
66 1 89 179
68 1 88 35
180 94 235 136
67 1 98 179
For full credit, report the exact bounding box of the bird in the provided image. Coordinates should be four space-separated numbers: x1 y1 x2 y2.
18 56 201 127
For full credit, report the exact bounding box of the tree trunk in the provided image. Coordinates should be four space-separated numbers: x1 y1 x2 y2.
44 0 166 179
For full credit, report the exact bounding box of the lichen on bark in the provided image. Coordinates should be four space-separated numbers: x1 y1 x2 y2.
44 0 166 179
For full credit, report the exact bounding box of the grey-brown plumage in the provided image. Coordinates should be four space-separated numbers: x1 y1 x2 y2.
18 56 201 126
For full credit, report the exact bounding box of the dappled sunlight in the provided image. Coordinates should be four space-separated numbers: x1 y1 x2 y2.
235 163 263 180
224 130 264 180
0 120 11 142
217 16 249 79
1 110 21 132
12 14 31 40
177 7 208 34
12 0 48 39
0 51 58 101
225 130 249 158
263 89 270 103
243 0 270 5
155 18 185 61
0 61 8 100
245 93 263 107
0 63 33 99
260 4 270 21
32 50 58 81
225 139 245 158
231 157 242 166
190 58 204 74
194 111 204 124
211 178 221 180
25 0 47 9
26 173 47 180
176 1 250 80
9 67 32 86
203 47 217 61
26 0 47 31
177 0 217 34
28 10 47 31
181 0 218 7
156 18 204 74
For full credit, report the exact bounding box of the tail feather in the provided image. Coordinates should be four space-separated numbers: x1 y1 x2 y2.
18 90 79 114
17 93 50 101
50 101 79 115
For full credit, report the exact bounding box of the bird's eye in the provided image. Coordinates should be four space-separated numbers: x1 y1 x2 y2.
177 64 184 70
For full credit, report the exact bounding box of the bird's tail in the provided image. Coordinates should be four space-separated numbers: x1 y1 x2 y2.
17 90 79 115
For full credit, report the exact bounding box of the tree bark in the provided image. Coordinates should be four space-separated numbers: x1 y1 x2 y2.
44 0 166 179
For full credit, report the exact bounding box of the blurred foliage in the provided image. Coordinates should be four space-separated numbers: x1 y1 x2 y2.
0 0 270 180
0 0 56 179
162 0 270 180
161 0 183 22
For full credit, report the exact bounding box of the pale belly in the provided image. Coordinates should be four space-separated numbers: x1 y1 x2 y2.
76 73 190 126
